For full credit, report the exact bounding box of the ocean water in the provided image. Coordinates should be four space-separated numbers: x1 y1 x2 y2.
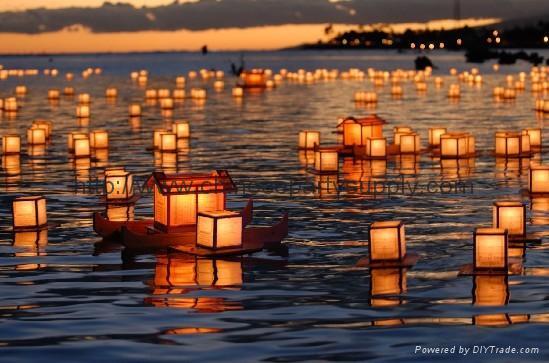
0 50 548 362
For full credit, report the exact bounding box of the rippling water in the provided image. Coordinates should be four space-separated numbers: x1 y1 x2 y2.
0 50 548 362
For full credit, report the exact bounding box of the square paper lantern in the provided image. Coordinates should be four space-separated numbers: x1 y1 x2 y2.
314 148 339 173
12 196 47 230
160 98 174 110
197 210 243 250
67 132 87 151
128 104 141 117
153 130 168 149
3 135 21 154
160 133 177 152
495 132 529 157
172 121 190 139
105 171 133 201
529 165 549 194
78 93 91 104
365 137 387 158
90 130 109 149
298 131 320 150
473 228 508 271
105 87 118 98
76 105 90 118
428 127 447 147
369 221 406 263
27 127 46 145
440 133 469 158
48 89 60 100
32 120 52 139
399 133 420 154
73 137 91 158
522 128 541 147
493 201 526 239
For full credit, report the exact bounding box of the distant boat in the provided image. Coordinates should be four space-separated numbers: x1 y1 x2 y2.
201 45 208 55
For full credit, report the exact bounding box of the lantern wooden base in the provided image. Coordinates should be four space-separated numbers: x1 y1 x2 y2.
458 261 523 276
356 253 419 268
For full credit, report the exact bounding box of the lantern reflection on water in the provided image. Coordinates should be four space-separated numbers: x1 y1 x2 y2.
298 131 320 150
12 196 47 231
369 221 406 263
13 229 48 255
106 204 135 222
473 228 508 272
2 135 21 154
146 171 236 232
493 201 526 239
197 210 243 250
529 164 549 194
370 268 407 307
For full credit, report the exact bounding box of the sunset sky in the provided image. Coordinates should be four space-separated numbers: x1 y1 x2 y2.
0 1 179 11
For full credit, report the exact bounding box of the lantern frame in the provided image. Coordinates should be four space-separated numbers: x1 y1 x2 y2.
368 221 406 264
529 165 549 195
12 196 48 231
196 210 243 250
313 147 339 174
494 131 530 157
428 127 447 147
473 228 508 272
365 137 387 159
2 135 21 154
105 172 134 201
493 201 526 239
298 130 320 150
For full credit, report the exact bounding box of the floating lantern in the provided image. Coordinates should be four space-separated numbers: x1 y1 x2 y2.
415 82 427 92
67 132 87 151
175 76 185 88
495 131 530 157
428 127 447 147
354 91 377 103
4 97 18 112
529 164 549 194
493 201 526 239
78 93 91 104
160 98 174 110
105 171 133 201
128 104 141 117
298 131 320 150
493 86 505 97
158 89 170 99
73 137 91 158
448 84 461 98
32 120 52 139
214 80 224 90
2 135 21 154
522 128 541 148
440 133 470 159
399 133 420 154
473 228 508 271
197 211 243 250
314 147 339 173
105 87 117 98
391 85 403 96
160 133 177 152
365 137 387 159
153 130 169 149
89 130 109 149
76 105 90 118
146 171 236 231
145 89 157 99
12 196 47 231
502 88 516 100
369 221 406 263
534 99 544 111
173 89 185 100
172 121 190 139
338 116 386 147
26 127 46 145
240 70 267 88
191 88 207 99
15 85 27 96
232 87 244 97
63 87 74 96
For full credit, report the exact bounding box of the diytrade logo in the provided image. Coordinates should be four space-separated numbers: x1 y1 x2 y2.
414 345 540 356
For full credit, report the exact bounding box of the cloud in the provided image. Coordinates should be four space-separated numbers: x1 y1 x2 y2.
0 0 547 34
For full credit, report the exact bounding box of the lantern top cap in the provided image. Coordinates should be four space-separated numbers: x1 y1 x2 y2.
3 134 20 138
441 132 469 138
495 131 521 137
199 210 241 218
429 127 447 130
146 170 236 195
493 201 525 207
14 195 45 202
371 221 403 228
174 120 189 124
337 114 387 127
300 130 320 133
475 227 507 235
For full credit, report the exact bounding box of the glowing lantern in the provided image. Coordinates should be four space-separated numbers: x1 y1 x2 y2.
67 132 87 151
128 104 141 117
232 87 244 97
393 126 413 145
173 89 185 99
191 88 207 99
214 81 224 90
160 133 177 152
26 127 46 145
473 228 508 271
369 221 406 263
365 137 387 158
105 171 133 201
4 97 18 112
448 84 461 98
493 201 526 239
2 135 21 154
175 76 185 88
240 70 267 88
47 89 60 99
78 93 91 104
153 130 168 149
145 89 157 99
172 121 190 139
522 128 541 147
76 105 90 118
15 85 27 96
63 87 74 96
12 196 47 231
105 87 117 98
428 127 447 147
440 133 470 159
399 133 420 154
197 211 243 250
495 132 530 157
89 130 109 149
73 137 91 158
158 89 170 99
298 131 320 150
32 120 52 139
502 88 516 99
415 82 427 92
391 85 403 96
493 86 504 97
529 164 549 194
314 148 339 173
146 171 236 231
338 116 386 147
